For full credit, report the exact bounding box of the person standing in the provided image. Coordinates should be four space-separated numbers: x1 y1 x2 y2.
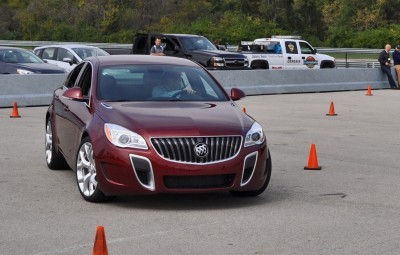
392 45 400 88
378 44 397 89
150 37 165 56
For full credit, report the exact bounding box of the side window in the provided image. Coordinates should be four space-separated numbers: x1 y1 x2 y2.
299 42 314 54
64 63 85 88
57 48 74 61
33 49 41 56
42 48 56 59
77 65 92 97
162 38 173 51
285 41 298 54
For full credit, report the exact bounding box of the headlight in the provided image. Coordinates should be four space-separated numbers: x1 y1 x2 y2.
210 57 225 67
244 56 249 66
104 123 148 149
16 69 34 75
244 122 265 147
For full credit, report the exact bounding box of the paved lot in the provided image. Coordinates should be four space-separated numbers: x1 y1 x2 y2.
0 90 399 255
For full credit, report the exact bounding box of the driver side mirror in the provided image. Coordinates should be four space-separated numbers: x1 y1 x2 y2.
174 45 180 52
230 88 246 101
63 87 85 101
63 57 73 65
312 49 317 54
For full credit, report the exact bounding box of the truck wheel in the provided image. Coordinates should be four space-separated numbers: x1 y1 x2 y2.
251 60 269 69
321 61 335 68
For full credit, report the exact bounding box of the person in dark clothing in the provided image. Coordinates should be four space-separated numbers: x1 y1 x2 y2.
378 44 397 89
392 44 400 88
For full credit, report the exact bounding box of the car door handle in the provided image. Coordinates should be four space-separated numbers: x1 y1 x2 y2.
302 57 305 59
288 57 291 60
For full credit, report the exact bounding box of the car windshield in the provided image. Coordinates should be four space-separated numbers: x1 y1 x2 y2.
180 37 217 50
72 48 109 59
98 64 229 102
0 49 44 63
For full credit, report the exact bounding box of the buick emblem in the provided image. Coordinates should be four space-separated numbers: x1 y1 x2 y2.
194 143 208 157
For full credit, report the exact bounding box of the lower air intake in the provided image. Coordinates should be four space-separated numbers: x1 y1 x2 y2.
164 174 235 189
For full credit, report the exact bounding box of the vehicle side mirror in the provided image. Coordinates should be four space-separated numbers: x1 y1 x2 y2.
312 49 317 54
63 87 85 101
63 57 73 65
230 88 246 101
174 45 180 52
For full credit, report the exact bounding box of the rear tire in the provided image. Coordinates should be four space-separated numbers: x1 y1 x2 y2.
45 119 68 170
76 137 114 203
230 150 272 197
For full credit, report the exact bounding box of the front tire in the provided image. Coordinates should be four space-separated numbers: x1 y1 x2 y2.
76 137 112 203
45 119 68 170
230 150 272 197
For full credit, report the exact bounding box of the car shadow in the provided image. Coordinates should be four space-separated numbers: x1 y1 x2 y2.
109 183 288 211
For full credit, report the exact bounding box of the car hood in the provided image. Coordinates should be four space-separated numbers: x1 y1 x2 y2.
316 53 335 61
96 101 254 137
11 63 66 73
191 50 247 59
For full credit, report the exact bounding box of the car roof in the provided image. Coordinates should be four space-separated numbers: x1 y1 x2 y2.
0 46 31 51
91 55 201 67
34 44 100 49
162 34 205 38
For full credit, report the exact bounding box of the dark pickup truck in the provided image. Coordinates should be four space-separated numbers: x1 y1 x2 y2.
132 33 249 70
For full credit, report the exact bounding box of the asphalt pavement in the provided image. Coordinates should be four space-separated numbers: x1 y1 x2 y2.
0 89 399 255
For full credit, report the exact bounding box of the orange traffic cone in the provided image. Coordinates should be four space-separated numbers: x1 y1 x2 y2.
10 102 21 118
366 85 373 96
242 106 246 113
304 144 321 170
92 226 108 255
326 101 337 116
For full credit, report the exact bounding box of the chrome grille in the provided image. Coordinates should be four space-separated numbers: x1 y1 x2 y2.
151 136 242 163
224 58 247 68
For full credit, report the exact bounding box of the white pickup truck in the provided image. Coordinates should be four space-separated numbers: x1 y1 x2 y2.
239 36 335 69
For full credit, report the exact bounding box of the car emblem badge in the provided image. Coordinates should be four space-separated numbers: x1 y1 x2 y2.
194 143 208 158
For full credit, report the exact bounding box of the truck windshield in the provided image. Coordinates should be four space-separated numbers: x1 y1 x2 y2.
180 37 217 51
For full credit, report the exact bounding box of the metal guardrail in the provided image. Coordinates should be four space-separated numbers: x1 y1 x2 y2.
0 40 388 68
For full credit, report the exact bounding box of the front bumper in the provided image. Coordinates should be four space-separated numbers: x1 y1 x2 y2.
94 139 269 195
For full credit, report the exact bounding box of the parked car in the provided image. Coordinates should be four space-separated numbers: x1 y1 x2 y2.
45 55 271 202
0 47 66 74
34 44 109 72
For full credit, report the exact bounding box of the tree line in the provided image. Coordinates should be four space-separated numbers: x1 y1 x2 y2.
1 0 400 48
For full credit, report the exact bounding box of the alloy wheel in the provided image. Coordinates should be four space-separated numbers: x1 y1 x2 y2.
76 141 98 197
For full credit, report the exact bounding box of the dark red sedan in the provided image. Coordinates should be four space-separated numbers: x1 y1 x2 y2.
45 55 271 202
